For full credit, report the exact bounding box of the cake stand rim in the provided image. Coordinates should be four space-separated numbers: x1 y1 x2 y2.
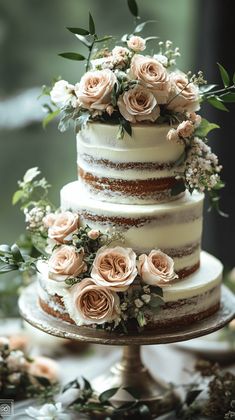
18 284 235 346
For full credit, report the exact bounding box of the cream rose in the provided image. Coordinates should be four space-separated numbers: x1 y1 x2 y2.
91 246 137 291
48 245 87 282
48 211 79 244
75 69 117 111
177 120 194 138
64 278 120 325
27 357 59 383
50 80 76 107
138 249 178 286
166 128 182 144
117 85 160 123
127 36 146 52
130 55 170 104
167 73 200 112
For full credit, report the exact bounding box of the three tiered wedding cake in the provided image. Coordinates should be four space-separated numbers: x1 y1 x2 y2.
38 121 222 330
16 9 233 332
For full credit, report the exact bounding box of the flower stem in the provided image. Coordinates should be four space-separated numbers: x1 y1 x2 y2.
202 84 235 98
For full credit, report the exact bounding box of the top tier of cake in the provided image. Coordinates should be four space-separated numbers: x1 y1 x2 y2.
77 123 185 204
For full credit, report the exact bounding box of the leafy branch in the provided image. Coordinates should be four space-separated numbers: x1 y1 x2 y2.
200 63 235 111
59 13 113 72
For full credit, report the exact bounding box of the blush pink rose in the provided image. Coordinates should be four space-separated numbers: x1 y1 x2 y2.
167 73 200 113
75 69 117 111
27 356 59 383
138 249 178 286
177 120 194 138
48 211 79 244
65 278 120 325
48 245 87 282
187 112 202 127
43 213 56 228
117 85 160 123
91 246 137 291
166 128 182 144
130 55 170 104
127 36 146 52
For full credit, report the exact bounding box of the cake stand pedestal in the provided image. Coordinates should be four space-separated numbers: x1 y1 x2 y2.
19 285 235 417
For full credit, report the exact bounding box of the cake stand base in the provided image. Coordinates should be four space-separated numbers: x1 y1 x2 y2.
92 344 179 414
18 284 235 417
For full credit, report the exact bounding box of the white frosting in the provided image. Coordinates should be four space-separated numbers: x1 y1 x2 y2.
77 123 184 164
77 157 183 180
37 251 222 305
60 181 203 254
162 252 222 302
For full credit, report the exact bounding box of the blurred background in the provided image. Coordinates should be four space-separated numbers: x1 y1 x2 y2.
0 0 234 268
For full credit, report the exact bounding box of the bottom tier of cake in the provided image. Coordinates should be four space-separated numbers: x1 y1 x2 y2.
37 251 222 330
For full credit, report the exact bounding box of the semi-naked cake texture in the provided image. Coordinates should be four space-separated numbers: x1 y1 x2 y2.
77 123 185 204
38 122 222 330
61 182 203 278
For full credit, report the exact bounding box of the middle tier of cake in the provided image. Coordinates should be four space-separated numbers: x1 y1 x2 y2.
61 181 204 278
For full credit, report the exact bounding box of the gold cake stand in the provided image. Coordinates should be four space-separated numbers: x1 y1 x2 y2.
19 284 235 417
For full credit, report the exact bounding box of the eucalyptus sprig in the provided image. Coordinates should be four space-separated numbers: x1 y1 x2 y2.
200 63 235 111
12 167 52 211
59 13 113 72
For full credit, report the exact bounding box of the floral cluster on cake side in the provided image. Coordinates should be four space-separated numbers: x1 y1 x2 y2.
0 168 183 331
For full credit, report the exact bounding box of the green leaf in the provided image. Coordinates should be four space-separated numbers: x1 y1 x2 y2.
137 311 146 327
99 387 119 403
23 167 41 184
217 62 230 87
58 52 86 61
43 109 60 129
174 151 186 167
0 263 18 274
149 295 163 308
185 389 202 406
233 72 235 85
145 36 159 42
195 118 220 137
63 378 80 393
75 34 92 48
89 13 95 35
171 180 186 196
127 0 139 17
67 27 89 35
0 245 12 255
199 84 217 94
12 190 24 205
11 244 24 263
208 96 229 112
82 377 92 392
220 92 235 102
94 36 113 44
120 119 132 137
149 285 163 297
134 20 156 34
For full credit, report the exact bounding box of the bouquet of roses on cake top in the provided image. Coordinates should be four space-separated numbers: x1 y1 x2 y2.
42 0 235 213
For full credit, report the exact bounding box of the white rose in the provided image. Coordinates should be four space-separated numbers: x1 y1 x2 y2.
6 350 28 372
127 36 146 52
50 80 76 108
